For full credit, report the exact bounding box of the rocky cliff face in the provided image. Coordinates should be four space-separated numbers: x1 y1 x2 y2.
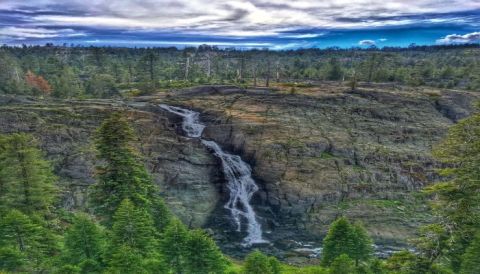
155 84 478 256
0 97 222 228
0 84 477 261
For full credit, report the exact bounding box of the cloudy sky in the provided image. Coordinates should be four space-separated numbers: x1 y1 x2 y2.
0 0 479 49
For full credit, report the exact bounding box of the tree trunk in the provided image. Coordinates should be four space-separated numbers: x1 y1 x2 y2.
266 60 270 87
184 57 190 81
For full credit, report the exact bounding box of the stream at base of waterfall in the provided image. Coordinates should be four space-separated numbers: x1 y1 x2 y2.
159 104 268 246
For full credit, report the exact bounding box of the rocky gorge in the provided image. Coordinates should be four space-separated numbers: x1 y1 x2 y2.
0 83 477 262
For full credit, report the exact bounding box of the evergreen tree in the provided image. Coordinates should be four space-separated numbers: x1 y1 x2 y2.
89 112 155 223
0 209 58 272
326 58 343 81
0 246 26 272
329 254 356 274
428 112 480 271
107 245 147 274
137 50 160 92
53 264 81 274
242 250 279 274
321 217 373 266
160 218 189 274
321 217 356 266
461 232 480 274
110 199 156 255
0 52 28 94
0 133 57 216
107 199 158 273
351 222 373 266
85 74 118 98
267 256 282 274
62 213 105 272
185 229 227 274
52 66 84 98
150 194 173 233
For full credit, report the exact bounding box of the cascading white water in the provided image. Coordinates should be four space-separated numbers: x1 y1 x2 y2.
159 104 267 246
159 104 205 138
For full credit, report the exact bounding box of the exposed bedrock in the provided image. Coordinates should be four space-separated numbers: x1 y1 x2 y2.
1 84 478 260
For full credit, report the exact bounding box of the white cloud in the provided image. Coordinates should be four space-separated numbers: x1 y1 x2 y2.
379 38 388 42
436 32 480 44
0 27 85 40
84 39 272 48
2 0 480 37
279 33 324 39
359 40 376 46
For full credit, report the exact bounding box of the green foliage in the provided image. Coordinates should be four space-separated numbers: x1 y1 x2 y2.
53 264 81 274
185 229 228 274
86 74 118 98
326 58 343 81
427 113 480 271
89 112 155 223
107 199 158 273
0 246 27 272
242 250 280 274
385 250 434 274
460 232 480 274
110 199 156 255
160 218 189 273
52 66 84 98
2 45 480 98
0 209 59 272
0 133 57 216
62 213 105 270
321 217 373 266
107 245 148 274
385 250 418 273
150 195 173 233
329 254 356 274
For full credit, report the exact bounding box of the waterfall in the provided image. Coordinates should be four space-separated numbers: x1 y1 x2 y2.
159 104 267 246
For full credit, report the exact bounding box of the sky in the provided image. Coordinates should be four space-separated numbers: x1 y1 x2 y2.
0 0 479 49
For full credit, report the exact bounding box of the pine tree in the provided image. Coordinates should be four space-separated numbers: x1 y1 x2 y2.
107 199 158 273
267 256 282 274
0 133 57 216
242 250 279 274
110 199 156 255
89 112 155 223
329 254 356 274
0 210 58 272
321 217 356 266
62 213 105 271
160 218 189 274
385 250 426 274
0 246 26 272
428 113 480 271
52 66 84 98
150 194 173 233
351 222 373 266
461 232 480 274
185 229 227 274
107 245 147 274
326 58 343 81
321 217 373 267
